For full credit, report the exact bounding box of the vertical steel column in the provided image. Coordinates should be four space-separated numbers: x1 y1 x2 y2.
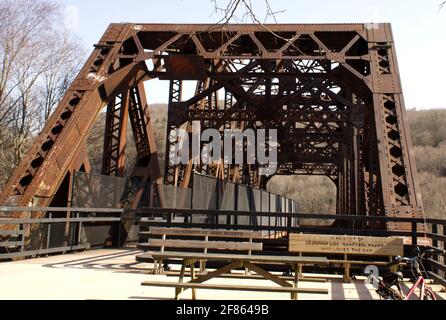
121 83 162 209
102 92 129 177
223 90 233 181
368 24 424 231
164 80 183 186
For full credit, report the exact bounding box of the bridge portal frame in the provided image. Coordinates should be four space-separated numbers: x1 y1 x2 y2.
0 23 423 231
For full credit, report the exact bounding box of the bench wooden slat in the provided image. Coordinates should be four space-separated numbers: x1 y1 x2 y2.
329 260 390 265
141 281 328 294
144 239 262 251
163 271 328 282
137 251 329 265
147 227 263 239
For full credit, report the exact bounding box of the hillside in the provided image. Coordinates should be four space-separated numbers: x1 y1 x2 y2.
268 109 446 219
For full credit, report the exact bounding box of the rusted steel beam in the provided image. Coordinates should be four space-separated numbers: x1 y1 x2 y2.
367 25 424 231
0 24 142 208
122 82 163 209
102 92 130 177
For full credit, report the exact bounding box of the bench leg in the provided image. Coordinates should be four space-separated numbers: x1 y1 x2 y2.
174 288 181 300
199 260 207 273
153 259 157 274
291 264 299 300
175 260 188 300
153 259 163 274
389 257 398 273
159 259 165 274
191 261 197 300
343 263 352 283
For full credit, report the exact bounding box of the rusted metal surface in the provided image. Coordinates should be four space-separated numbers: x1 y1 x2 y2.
0 23 424 233
163 55 206 80
102 92 129 177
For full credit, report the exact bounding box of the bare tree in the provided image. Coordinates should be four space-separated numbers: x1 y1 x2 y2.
38 31 84 123
0 0 85 187
211 0 284 24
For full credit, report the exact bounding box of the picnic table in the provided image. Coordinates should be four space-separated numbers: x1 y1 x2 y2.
139 251 329 300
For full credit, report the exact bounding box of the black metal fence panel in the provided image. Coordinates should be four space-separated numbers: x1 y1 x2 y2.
71 171 299 238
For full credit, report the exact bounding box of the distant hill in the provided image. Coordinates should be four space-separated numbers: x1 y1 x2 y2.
268 109 446 219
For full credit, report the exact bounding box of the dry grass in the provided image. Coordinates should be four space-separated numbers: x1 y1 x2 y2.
410 109 446 219
267 175 336 225
268 175 336 214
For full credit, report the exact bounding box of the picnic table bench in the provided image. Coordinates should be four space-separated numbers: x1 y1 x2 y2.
138 251 329 300
137 227 264 273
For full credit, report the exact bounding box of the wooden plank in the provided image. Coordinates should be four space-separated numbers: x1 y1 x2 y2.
244 262 292 288
145 239 262 251
140 220 417 238
189 261 243 284
329 260 390 265
147 227 263 239
137 251 329 265
289 234 403 256
163 271 327 282
141 281 328 294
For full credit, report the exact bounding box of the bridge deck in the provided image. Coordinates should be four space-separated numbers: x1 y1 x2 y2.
0 248 444 300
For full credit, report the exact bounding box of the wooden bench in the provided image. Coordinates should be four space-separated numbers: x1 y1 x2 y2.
138 251 329 300
289 233 404 283
138 227 263 274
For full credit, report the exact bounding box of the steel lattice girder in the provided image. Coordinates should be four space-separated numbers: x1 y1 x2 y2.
0 23 423 232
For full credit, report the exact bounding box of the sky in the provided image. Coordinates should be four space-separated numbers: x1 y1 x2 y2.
57 0 446 109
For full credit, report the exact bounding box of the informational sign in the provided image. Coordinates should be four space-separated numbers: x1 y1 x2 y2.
289 234 404 256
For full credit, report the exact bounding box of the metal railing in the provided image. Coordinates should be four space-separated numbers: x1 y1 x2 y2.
0 206 123 261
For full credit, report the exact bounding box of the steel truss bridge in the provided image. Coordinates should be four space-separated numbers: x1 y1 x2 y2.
0 23 428 256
